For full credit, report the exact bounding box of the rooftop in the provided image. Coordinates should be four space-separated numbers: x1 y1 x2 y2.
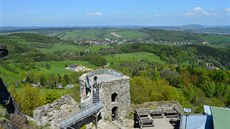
180 105 230 129
211 106 230 129
180 114 212 129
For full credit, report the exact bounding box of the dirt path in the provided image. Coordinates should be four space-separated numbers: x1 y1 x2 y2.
111 32 122 38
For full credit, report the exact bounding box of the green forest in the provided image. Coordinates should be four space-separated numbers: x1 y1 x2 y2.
0 29 230 116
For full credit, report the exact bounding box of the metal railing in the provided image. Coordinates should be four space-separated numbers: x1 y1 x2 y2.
80 97 92 110
87 69 123 78
60 101 103 129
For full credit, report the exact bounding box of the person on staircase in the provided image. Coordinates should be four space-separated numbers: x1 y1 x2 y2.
92 76 100 103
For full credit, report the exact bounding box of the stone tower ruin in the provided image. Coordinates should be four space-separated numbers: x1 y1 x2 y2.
79 69 131 121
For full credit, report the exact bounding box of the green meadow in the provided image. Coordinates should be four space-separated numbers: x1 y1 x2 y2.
0 61 97 85
106 52 164 66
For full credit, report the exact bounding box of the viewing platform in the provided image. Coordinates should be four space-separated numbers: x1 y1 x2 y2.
79 69 129 85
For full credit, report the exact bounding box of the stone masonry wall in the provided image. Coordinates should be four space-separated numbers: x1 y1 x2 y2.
99 78 131 120
79 71 131 121
33 95 80 129
79 73 88 102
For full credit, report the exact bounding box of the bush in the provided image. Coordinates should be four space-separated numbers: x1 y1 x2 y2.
0 105 8 119
12 85 45 116
45 91 59 103
130 77 189 107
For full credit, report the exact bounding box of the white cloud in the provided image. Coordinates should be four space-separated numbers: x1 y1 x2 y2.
144 14 159 20
155 14 160 17
225 8 230 11
86 12 102 16
193 7 204 12
192 7 210 15
186 7 217 16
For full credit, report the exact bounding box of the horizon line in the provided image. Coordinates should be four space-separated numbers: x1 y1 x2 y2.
1 24 230 28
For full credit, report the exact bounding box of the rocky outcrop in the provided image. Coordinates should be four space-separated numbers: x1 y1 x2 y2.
0 119 17 129
0 46 12 113
0 47 31 129
33 94 80 129
0 112 32 129
0 79 18 114
0 45 8 59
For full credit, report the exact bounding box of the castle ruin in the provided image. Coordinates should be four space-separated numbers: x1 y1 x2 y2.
79 69 131 121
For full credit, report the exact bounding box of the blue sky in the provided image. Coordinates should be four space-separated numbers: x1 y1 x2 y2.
1 0 230 26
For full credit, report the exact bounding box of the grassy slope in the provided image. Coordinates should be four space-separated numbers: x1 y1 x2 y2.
0 34 111 85
106 52 164 66
49 29 148 40
3 28 230 44
200 34 230 43
38 44 83 53
39 44 110 53
87 45 110 51
49 29 106 40
0 61 96 86
115 30 148 39
49 28 230 43
1 52 163 85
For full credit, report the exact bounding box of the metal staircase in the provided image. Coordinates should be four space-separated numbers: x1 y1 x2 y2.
60 75 103 129
93 89 100 104
60 101 103 129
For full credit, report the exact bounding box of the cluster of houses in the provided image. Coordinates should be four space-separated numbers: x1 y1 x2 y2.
75 38 197 46
77 39 120 46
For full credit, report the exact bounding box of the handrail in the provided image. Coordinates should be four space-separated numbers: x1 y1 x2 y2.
80 97 92 110
60 101 103 129
87 69 123 78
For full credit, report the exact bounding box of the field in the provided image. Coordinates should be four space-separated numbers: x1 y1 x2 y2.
106 52 164 66
86 45 110 52
0 61 96 86
48 28 148 40
2 28 230 45
39 44 83 53
39 44 110 53
0 52 164 85
200 34 230 43
46 28 230 45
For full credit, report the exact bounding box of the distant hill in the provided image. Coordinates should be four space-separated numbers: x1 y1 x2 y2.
1 25 230 34
1 27 230 44
151 25 230 35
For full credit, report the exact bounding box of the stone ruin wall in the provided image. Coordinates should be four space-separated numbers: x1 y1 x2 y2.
79 72 131 120
79 73 88 102
99 77 131 120
33 95 80 129
135 101 183 113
